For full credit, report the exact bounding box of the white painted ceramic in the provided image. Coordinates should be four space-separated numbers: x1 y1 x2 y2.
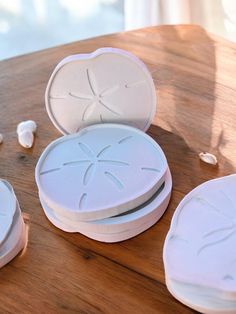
0 180 26 268
0 180 16 245
43 205 165 243
38 169 172 241
45 47 156 134
36 123 168 221
166 277 236 314
163 174 236 314
36 47 172 242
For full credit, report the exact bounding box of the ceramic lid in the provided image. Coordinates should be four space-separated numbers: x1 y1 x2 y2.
0 179 26 268
45 47 156 134
35 124 168 221
164 174 236 296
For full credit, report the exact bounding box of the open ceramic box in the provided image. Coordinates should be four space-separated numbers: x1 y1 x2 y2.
0 179 26 268
35 48 172 242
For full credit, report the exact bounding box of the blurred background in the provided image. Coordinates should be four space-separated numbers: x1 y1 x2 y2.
0 0 236 60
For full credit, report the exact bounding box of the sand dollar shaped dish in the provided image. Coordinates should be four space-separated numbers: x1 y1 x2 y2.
45 47 156 134
36 124 168 222
38 169 172 242
0 179 26 268
163 174 236 314
0 180 16 245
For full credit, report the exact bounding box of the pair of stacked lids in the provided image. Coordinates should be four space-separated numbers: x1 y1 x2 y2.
35 48 172 242
0 180 26 268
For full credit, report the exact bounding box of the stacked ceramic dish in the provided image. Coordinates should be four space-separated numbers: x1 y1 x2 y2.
163 174 236 314
35 47 172 242
0 179 26 268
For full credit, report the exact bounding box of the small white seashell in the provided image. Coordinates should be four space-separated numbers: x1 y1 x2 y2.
0 133 3 144
17 120 37 148
199 152 217 165
17 120 37 134
18 130 34 148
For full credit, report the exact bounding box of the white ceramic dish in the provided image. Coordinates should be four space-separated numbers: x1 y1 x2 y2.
0 180 16 245
166 277 236 314
36 123 168 221
38 169 172 241
43 206 165 243
0 180 26 268
163 174 236 313
45 47 156 134
0 203 26 268
36 47 172 242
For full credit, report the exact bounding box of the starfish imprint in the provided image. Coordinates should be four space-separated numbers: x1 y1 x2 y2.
40 141 129 190
67 68 121 123
195 191 236 255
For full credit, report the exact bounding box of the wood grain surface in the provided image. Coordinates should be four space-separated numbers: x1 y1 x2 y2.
0 25 236 313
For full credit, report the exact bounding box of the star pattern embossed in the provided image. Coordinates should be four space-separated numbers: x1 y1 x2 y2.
51 68 122 124
194 192 236 255
40 138 133 191
39 133 160 210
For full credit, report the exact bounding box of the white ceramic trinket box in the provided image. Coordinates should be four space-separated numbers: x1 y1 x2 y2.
35 47 172 242
39 169 172 242
164 174 236 314
0 179 26 268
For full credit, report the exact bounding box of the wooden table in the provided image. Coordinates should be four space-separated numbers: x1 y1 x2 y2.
0 25 236 313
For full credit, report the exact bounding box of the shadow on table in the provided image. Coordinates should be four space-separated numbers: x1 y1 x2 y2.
150 25 234 179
